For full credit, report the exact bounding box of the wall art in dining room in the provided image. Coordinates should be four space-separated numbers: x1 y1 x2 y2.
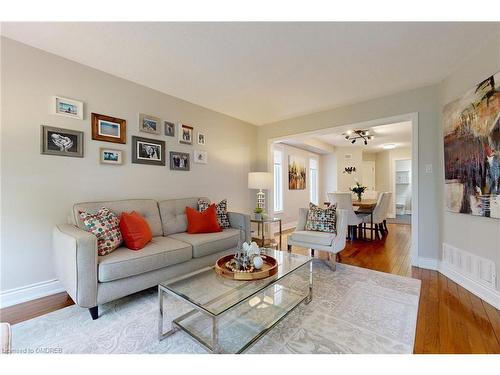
443 72 500 219
288 155 306 190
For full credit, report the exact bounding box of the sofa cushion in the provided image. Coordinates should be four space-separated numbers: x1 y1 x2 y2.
158 197 209 235
168 228 241 258
79 207 122 256
73 199 163 237
289 230 336 246
305 202 337 233
97 236 192 282
198 198 230 229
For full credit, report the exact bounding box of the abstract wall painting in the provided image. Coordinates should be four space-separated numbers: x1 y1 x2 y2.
288 155 306 190
443 72 500 219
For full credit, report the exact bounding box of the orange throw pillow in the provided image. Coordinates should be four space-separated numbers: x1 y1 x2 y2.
186 204 222 234
119 211 153 250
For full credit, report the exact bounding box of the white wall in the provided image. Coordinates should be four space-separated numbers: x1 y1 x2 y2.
319 152 337 203
438 28 500 290
0 38 257 294
272 143 319 227
336 147 363 192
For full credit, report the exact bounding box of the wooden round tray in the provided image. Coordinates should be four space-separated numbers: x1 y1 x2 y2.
215 254 278 281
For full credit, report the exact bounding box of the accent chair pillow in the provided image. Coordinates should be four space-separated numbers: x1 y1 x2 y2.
79 207 122 256
119 211 153 250
198 198 231 229
186 204 222 234
305 202 337 233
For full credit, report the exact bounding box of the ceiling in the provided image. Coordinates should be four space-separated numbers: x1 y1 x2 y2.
1 22 498 125
281 121 412 153
318 121 412 152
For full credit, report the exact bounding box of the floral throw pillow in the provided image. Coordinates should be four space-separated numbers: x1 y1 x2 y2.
198 198 231 229
305 202 336 233
79 207 122 256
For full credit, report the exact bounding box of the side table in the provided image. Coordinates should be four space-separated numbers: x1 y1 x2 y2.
250 217 282 250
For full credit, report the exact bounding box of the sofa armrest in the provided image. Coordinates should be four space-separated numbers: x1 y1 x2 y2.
227 212 251 243
53 224 98 308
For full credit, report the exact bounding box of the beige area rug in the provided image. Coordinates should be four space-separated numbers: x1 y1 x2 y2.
11 262 421 354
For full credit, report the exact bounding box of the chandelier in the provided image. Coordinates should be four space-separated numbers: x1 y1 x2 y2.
343 130 374 145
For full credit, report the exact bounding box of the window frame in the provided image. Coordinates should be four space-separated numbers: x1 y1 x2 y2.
273 149 284 213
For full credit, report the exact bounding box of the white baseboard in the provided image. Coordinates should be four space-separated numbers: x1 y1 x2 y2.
0 279 65 308
417 252 500 309
440 263 500 309
416 257 439 270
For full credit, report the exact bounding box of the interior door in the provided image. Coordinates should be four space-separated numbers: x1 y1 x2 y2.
362 161 376 191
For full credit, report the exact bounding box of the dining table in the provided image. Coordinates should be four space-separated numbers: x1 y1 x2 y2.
352 199 378 241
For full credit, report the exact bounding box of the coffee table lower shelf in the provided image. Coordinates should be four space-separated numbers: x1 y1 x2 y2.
158 274 312 353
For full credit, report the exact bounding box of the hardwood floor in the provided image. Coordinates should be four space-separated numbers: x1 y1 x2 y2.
280 223 500 354
1 222 498 353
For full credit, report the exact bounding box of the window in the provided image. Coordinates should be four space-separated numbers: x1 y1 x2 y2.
274 150 283 212
309 158 319 205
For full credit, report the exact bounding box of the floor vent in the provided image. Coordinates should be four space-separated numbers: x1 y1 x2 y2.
442 243 496 289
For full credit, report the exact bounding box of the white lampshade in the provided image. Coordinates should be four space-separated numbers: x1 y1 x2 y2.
248 172 273 190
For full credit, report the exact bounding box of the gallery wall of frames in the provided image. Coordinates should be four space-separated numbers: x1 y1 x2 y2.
42 95 209 170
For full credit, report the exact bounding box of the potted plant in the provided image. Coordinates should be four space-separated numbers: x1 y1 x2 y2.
254 207 263 220
350 182 367 202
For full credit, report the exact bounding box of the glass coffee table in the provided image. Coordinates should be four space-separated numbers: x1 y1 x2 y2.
158 249 313 353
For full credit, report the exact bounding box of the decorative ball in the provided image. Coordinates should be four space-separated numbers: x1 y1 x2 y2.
253 256 264 270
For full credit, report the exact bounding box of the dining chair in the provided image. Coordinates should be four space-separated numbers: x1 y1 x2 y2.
363 190 379 200
327 192 368 240
361 192 392 239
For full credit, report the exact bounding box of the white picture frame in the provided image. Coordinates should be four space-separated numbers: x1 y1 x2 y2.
100 148 123 165
53 96 84 120
194 150 208 164
197 132 206 145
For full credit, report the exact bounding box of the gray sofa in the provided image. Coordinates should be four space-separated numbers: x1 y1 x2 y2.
53 197 250 320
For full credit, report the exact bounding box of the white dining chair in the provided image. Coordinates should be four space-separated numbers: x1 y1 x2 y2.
363 190 379 200
327 192 368 240
361 192 392 239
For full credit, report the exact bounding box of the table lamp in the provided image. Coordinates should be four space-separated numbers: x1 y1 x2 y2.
248 172 273 210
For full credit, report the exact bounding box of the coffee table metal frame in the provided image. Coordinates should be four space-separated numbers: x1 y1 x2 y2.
158 254 313 354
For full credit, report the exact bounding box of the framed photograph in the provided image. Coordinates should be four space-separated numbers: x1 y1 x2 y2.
91 113 126 144
132 136 165 166
139 113 161 135
53 96 84 120
197 132 206 145
179 123 194 145
170 151 190 171
194 150 208 164
165 121 175 137
40 125 83 158
100 148 123 165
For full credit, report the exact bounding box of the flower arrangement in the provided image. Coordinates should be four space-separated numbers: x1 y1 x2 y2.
350 182 367 201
